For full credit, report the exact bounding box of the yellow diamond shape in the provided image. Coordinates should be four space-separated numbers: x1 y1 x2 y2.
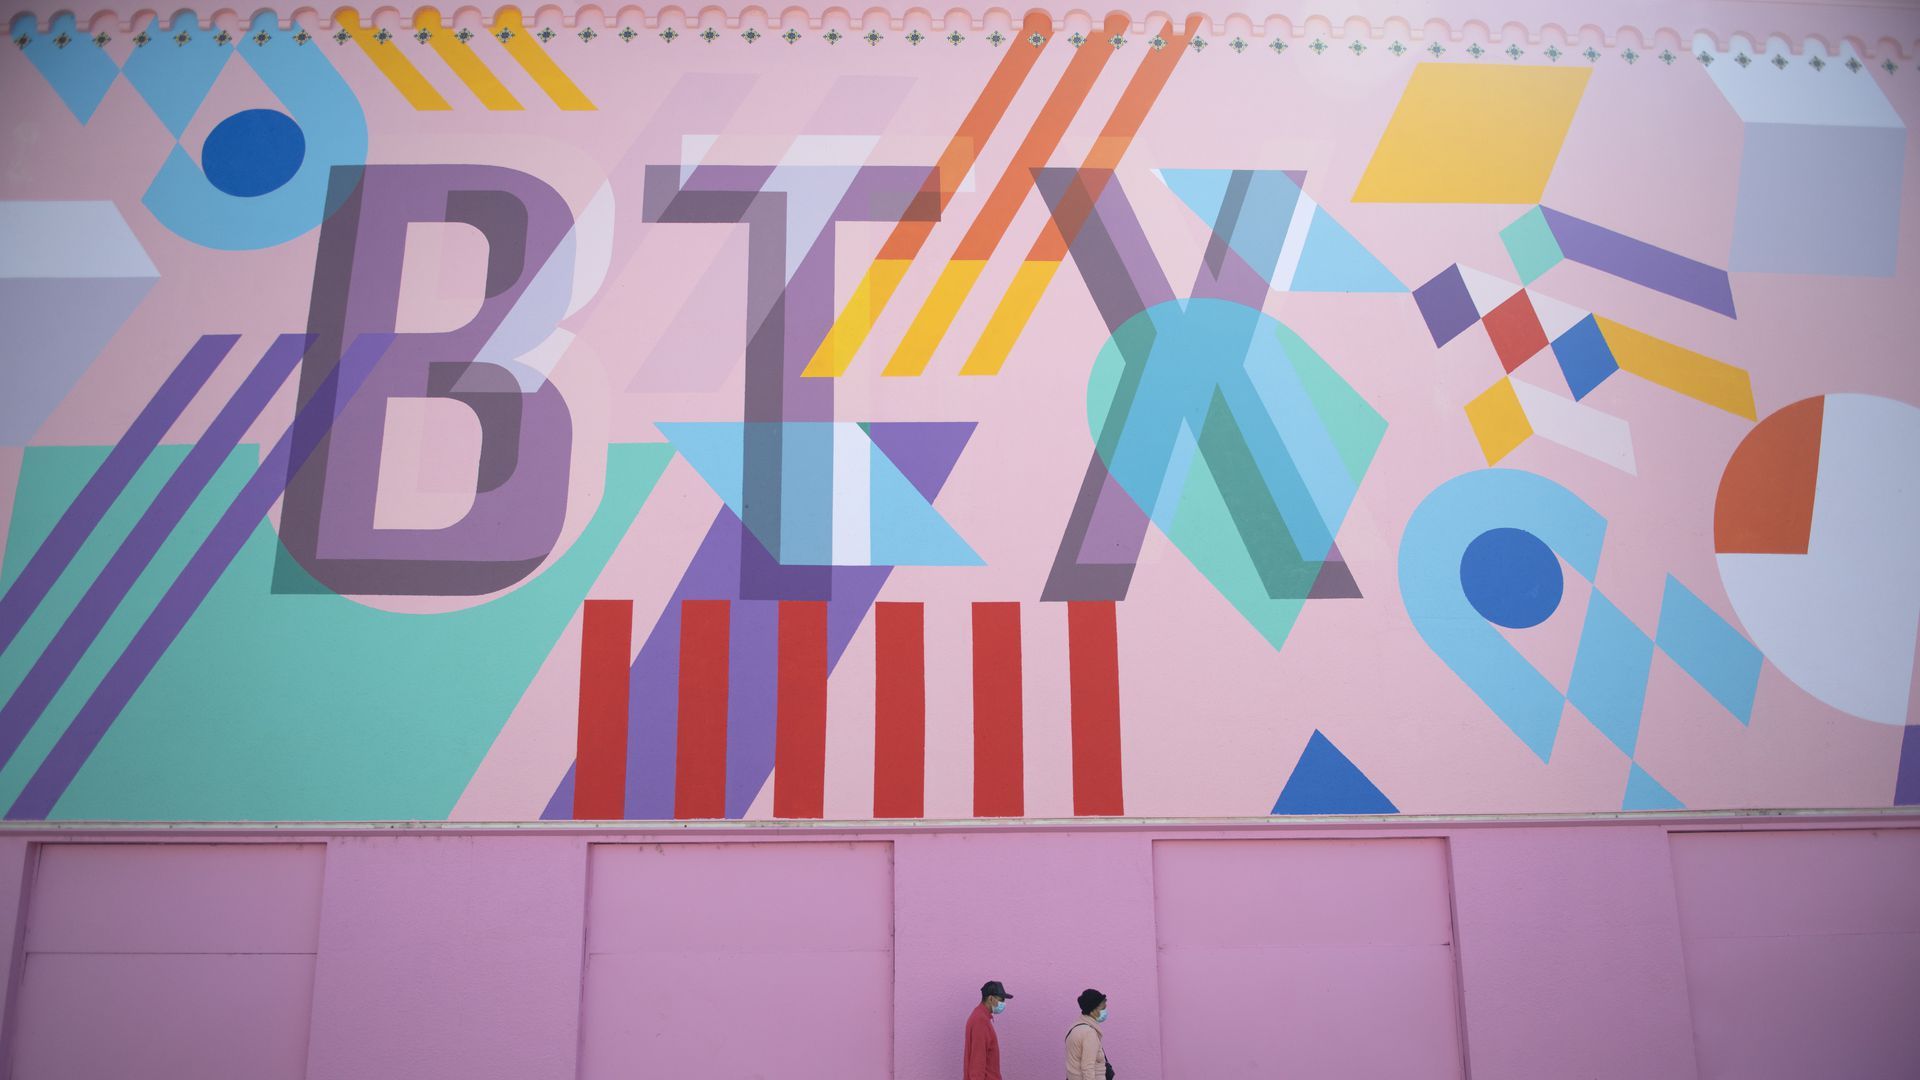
1354 64 1591 203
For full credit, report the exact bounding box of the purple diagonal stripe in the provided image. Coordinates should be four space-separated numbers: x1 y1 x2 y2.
0 334 312 768
6 334 392 820
1540 206 1737 318
0 335 236 659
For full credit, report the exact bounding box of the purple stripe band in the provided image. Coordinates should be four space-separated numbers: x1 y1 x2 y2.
0 334 312 768
1540 206 1737 318
7 334 390 820
0 335 235 659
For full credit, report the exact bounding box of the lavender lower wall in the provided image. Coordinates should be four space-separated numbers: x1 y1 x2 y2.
0 815 1915 1080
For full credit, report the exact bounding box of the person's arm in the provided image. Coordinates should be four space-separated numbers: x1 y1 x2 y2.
965 1016 989 1080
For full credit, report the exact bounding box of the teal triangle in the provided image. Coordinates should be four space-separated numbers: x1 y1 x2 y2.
1158 169 1234 235
656 422 744 515
1290 209 1407 293
869 443 982 566
1623 764 1684 811
1271 730 1398 815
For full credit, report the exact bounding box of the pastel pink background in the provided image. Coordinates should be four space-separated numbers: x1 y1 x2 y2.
1 2 1916 820
0 817 1916 1078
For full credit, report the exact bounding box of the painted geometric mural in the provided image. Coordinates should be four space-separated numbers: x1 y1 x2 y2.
1 7 1916 821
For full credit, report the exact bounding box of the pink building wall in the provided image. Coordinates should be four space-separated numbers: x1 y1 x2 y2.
3 3 1919 1075
0 816 1916 1079
1 2 1917 826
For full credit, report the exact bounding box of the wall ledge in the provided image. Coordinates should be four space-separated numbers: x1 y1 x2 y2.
1 806 1915 839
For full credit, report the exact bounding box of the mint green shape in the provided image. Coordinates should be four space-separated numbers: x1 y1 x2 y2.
1167 428 1307 651
1086 311 1384 653
4 443 669 821
1279 324 1387 487
1500 206 1565 285
0 447 253 812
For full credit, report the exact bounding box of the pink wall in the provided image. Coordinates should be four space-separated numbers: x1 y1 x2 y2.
0 815 1915 1080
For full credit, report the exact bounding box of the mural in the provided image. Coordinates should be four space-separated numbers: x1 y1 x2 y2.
1 6 1916 822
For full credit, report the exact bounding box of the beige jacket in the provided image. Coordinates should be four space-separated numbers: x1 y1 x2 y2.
1065 1016 1106 1080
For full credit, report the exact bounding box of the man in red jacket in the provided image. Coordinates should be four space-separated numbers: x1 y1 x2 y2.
963 980 1013 1080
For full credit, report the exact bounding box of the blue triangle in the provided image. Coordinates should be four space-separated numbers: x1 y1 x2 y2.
122 15 233 137
1291 209 1407 293
15 14 121 125
1158 169 1234 234
1623 763 1684 811
657 422 744 514
1271 731 1398 815
870 442 983 566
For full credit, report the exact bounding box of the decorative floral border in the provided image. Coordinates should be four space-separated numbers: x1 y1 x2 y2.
8 6 1918 63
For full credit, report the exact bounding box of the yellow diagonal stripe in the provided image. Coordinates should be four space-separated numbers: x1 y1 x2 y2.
415 8 521 110
492 10 594 110
334 7 451 110
963 260 1060 376
886 261 986 376
1465 378 1532 464
803 260 910 377
1595 317 1757 420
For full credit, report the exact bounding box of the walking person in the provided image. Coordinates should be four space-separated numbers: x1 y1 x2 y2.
965 980 1013 1080
1065 988 1112 1080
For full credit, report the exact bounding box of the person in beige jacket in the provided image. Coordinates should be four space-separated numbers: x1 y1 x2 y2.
1065 988 1111 1080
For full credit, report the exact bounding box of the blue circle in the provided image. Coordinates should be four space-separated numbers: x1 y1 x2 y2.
201 109 305 198
1459 528 1563 628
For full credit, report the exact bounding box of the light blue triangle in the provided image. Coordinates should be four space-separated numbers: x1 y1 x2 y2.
1623 764 1684 811
14 14 121 125
122 15 233 137
1271 730 1398 815
870 442 982 566
657 422 744 513
1291 209 1407 293
1158 168 1233 234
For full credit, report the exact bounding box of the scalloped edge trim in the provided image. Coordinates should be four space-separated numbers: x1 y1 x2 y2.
7 7 1918 61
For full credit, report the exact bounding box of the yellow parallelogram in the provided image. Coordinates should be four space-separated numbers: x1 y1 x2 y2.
1595 317 1757 419
334 7 451 110
415 8 522 110
1465 378 1533 464
885 261 987 376
493 9 594 110
963 260 1061 374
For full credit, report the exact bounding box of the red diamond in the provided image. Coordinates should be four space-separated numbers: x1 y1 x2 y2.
1483 291 1549 372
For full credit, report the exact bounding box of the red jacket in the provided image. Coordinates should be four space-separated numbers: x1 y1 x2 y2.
963 1001 1002 1080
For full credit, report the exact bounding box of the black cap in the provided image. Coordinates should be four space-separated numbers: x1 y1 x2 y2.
981 980 1014 1000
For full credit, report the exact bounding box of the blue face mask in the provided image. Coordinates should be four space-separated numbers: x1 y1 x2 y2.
991 1001 1006 1015
1097 1007 1109 1023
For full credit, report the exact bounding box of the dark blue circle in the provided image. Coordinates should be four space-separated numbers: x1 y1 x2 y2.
201 109 305 198
1459 527 1563 629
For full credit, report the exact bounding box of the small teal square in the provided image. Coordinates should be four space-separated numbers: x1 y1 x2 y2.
1501 206 1566 284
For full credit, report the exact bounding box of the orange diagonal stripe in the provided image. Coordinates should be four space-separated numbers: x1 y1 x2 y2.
802 11 1054 377
950 12 1132 264
964 15 1202 375
887 12 1133 375
1031 14 1201 262
967 10 1190 374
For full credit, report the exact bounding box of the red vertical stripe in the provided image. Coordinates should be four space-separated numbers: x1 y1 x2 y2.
1068 601 1125 816
674 600 730 820
971 602 1024 817
873 602 926 818
573 600 634 819
774 601 829 819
